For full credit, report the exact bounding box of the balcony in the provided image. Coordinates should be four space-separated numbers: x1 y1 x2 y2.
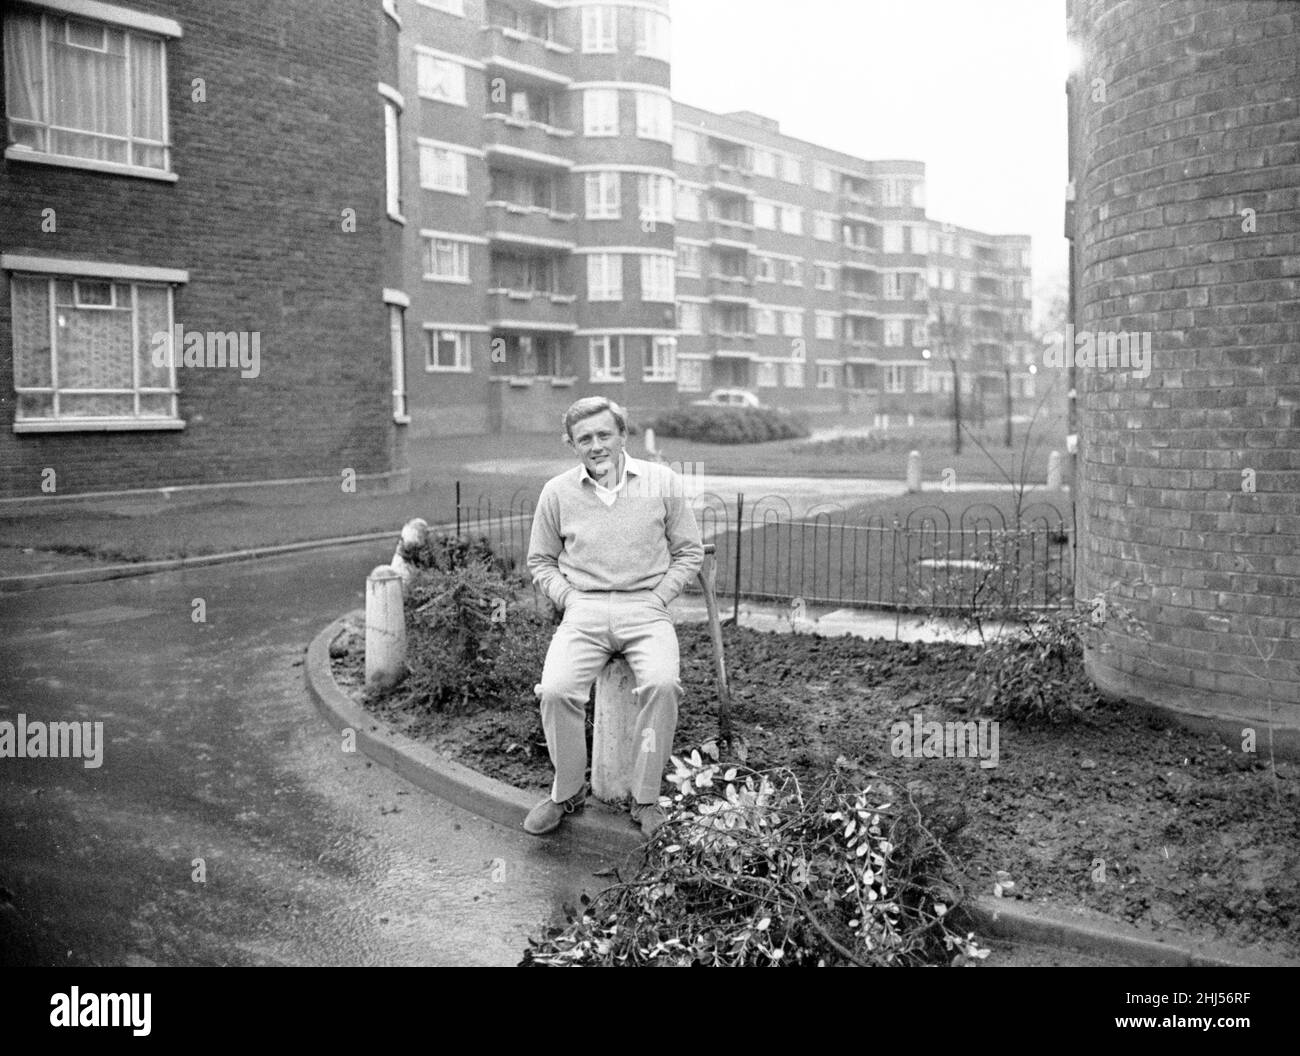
484 202 576 246
483 114 574 169
706 217 755 246
486 289 578 331
480 25 573 86
839 192 877 215
708 162 752 190
841 243 880 269
707 274 755 301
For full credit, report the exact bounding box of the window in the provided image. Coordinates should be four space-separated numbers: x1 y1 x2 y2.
641 255 675 302
813 163 834 192
5 8 173 175
881 177 907 205
928 266 940 288
587 253 623 301
584 89 619 136
676 185 701 221
420 143 470 193
959 272 972 293
782 259 802 285
914 364 931 393
10 272 180 425
676 243 702 276
755 256 776 282
884 319 905 346
942 269 955 290
417 53 467 105
781 154 802 183
590 336 624 381
489 252 557 294
755 308 777 335
910 226 928 253
911 320 928 346
815 312 837 340
783 362 804 388
814 212 836 241
678 359 703 391
644 337 676 381
782 310 803 337
582 6 617 52
390 305 407 420
817 364 838 389
884 273 905 300
912 182 927 208
882 224 904 253
752 149 776 177
914 274 928 299
638 175 674 225
674 128 699 163
426 328 471 372
424 236 472 281
384 100 402 219
636 92 672 142
753 200 776 230
585 171 621 219
815 266 835 290
960 239 973 258
422 0 465 13
884 364 905 393
757 362 778 388
780 205 803 235
635 9 671 60
678 301 703 333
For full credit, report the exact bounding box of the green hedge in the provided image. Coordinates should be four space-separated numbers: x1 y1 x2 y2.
647 406 810 445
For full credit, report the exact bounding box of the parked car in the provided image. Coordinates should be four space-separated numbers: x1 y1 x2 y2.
690 388 764 409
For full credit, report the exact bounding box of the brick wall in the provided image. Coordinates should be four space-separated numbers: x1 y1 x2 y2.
1070 0 1300 741
0 0 402 498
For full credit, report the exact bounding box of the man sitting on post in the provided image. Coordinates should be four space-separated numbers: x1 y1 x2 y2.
525 397 704 838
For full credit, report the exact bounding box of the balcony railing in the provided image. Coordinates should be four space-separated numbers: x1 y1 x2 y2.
479 25 573 83
486 289 578 329
484 202 576 245
483 115 575 166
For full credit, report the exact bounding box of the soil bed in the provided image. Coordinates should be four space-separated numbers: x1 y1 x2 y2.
334 622 1299 959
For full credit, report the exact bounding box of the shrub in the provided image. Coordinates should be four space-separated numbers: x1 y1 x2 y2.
520 752 987 967
647 406 809 445
387 542 554 715
399 529 509 576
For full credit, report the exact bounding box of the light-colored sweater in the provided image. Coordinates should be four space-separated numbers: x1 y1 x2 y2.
527 455 704 609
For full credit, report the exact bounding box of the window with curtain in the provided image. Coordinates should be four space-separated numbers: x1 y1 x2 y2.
4 9 170 173
11 273 177 423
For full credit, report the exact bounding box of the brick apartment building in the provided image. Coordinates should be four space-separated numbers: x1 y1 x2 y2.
1 0 407 500
1067 0 1299 747
382 0 1035 436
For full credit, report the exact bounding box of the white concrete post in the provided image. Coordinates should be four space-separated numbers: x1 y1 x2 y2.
591 655 637 804
365 566 407 690
906 449 922 493
907 413 915 428
644 427 657 456
1047 450 1062 491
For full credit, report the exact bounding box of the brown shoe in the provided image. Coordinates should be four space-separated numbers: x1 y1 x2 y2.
631 802 668 839
524 787 587 835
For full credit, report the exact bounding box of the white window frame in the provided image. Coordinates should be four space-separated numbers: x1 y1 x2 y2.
8 265 187 430
675 185 701 221
914 364 931 393
585 170 621 219
884 319 905 347
644 336 676 381
677 301 703 334
782 310 804 338
882 224 904 253
780 205 803 235
677 358 704 393
783 362 804 388
419 142 471 194
417 52 468 106
676 243 702 277
424 235 472 283
817 364 837 389
884 273 904 300
425 327 472 373
634 9 671 60
582 5 618 53
753 200 777 230
389 303 408 421
383 97 403 220
755 256 776 283
815 312 837 340
752 149 776 177
638 174 674 225
635 91 672 142
781 154 802 184
640 254 675 303
813 163 834 192
815 266 835 291
674 127 699 163
782 259 802 286
755 307 777 335
4 5 178 180
911 320 928 347
756 361 778 388
884 364 906 393
814 212 836 241
583 89 620 136
587 253 623 301
589 335 624 382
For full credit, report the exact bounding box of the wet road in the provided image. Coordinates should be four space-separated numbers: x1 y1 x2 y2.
0 542 616 967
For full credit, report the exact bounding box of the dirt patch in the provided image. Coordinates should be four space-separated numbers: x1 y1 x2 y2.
333 623 1299 959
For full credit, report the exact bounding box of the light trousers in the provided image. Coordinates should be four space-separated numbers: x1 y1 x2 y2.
537 589 681 805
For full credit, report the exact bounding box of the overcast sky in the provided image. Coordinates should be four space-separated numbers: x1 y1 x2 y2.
670 0 1070 319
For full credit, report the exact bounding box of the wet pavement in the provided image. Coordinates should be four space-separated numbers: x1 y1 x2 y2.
0 542 619 967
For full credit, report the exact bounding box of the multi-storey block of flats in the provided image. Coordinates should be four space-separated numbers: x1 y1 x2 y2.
390 0 677 435
1 0 408 500
387 0 1033 434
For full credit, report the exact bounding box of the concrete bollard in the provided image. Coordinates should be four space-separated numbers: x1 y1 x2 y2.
591 655 638 804
1047 450 1062 491
365 565 407 690
906 449 922 493
644 427 657 456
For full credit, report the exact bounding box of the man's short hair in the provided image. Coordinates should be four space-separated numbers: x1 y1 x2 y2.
563 396 628 440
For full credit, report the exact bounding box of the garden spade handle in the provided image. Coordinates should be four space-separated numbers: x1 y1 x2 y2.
698 544 733 745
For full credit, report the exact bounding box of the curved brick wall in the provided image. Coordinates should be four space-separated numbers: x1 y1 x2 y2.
1069 0 1300 746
